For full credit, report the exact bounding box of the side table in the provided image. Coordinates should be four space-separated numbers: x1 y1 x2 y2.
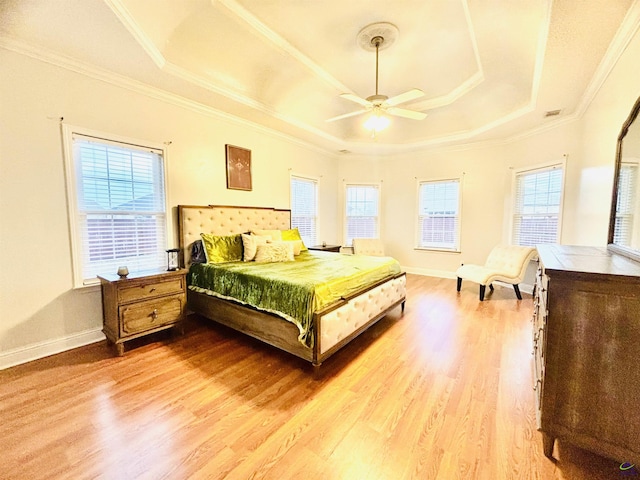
98 269 187 355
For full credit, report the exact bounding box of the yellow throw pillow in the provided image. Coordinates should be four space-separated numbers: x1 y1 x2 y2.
281 228 307 251
283 239 303 255
200 233 243 263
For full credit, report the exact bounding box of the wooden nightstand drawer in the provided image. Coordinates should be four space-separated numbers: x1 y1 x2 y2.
118 277 185 304
120 294 185 335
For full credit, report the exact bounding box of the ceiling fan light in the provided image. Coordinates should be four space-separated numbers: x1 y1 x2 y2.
364 111 390 131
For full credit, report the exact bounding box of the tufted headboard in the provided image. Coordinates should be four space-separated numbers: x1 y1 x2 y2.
178 205 292 266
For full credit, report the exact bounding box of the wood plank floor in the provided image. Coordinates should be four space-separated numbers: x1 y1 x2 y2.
0 274 624 479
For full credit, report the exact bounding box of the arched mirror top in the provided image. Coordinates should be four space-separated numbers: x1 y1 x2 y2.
608 95 640 262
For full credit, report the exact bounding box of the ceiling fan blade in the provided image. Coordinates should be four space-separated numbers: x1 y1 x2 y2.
386 88 425 106
387 107 427 120
326 109 369 122
340 93 371 107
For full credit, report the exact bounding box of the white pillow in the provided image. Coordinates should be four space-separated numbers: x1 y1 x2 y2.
241 233 270 262
254 241 294 263
251 229 283 242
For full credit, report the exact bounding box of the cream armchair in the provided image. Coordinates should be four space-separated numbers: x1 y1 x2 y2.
456 245 537 301
352 238 385 256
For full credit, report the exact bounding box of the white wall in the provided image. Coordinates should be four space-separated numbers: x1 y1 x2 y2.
338 122 582 277
338 26 640 278
2 24 639 367
0 49 338 366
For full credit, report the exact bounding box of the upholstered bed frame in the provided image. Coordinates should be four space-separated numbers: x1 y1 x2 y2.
178 204 406 370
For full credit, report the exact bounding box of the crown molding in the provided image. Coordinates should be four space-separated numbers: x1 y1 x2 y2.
576 0 640 115
0 36 337 157
409 0 485 111
214 0 351 93
2 0 635 159
103 0 166 69
531 0 554 103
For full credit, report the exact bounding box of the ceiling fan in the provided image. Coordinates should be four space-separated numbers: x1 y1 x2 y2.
327 23 427 128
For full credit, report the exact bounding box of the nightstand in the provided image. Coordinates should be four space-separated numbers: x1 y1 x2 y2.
308 244 341 253
98 269 187 356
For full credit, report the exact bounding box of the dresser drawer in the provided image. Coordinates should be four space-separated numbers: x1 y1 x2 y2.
118 277 185 304
120 294 185 336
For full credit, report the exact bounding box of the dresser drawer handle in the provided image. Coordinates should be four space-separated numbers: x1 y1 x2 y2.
151 309 158 321
533 379 542 391
149 287 156 293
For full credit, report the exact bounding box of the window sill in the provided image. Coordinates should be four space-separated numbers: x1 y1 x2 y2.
414 247 461 254
72 282 101 292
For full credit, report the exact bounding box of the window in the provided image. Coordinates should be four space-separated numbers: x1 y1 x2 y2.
345 184 380 246
417 179 461 251
290 175 317 247
64 128 168 286
512 164 564 246
614 162 638 246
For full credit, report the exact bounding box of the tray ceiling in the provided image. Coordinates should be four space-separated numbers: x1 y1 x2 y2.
0 0 637 154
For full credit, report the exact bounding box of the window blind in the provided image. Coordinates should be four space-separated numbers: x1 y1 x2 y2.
290 175 317 247
614 163 638 246
418 179 460 250
512 165 563 246
72 134 167 284
345 184 379 246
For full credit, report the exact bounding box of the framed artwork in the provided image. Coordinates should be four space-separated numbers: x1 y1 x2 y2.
225 144 252 191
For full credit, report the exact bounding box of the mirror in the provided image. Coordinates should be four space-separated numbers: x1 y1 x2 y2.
609 95 640 261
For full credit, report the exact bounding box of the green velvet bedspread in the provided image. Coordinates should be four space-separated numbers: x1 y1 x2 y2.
188 251 402 347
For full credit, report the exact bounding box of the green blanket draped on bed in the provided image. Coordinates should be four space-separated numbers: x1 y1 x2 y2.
188 251 402 347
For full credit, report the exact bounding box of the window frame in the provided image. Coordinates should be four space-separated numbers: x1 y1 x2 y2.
415 177 462 253
613 160 639 246
343 182 381 247
510 160 566 247
62 124 170 288
289 173 319 247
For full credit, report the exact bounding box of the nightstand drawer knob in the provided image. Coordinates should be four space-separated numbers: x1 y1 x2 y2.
151 309 158 321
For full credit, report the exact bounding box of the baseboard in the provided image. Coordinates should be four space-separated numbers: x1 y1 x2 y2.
494 280 534 295
401 266 457 279
402 268 535 295
0 328 105 371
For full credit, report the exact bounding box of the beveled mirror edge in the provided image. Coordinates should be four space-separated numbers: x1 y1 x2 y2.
607 94 640 262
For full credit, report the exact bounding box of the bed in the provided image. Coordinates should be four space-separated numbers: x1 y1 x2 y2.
178 204 406 370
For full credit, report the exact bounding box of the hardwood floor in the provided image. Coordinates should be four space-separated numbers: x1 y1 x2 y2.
0 274 624 479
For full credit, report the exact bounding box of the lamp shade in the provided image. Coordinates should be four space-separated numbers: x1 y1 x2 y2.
364 107 390 132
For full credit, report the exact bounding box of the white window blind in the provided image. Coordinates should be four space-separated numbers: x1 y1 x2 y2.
290 175 317 247
69 133 167 285
345 184 379 246
417 179 461 251
614 163 638 246
512 165 563 246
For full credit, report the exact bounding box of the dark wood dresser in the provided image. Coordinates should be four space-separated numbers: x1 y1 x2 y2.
534 244 640 465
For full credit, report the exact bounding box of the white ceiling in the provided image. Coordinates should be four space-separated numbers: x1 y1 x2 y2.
1 0 638 154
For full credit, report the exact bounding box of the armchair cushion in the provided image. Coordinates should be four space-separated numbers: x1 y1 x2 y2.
456 245 536 286
456 245 537 300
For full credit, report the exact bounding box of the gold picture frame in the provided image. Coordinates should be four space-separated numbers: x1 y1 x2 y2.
225 144 252 191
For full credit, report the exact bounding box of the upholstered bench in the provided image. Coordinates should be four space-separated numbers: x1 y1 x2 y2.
456 245 537 301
